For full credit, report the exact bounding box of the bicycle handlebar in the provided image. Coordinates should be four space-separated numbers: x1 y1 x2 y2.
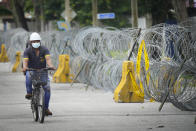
26 67 55 71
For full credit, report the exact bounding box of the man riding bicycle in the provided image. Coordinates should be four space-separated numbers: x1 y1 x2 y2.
23 32 55 116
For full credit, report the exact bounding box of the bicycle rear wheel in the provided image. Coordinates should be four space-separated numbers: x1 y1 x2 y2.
38 88 45 123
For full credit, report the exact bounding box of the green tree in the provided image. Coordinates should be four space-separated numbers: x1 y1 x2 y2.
138 0 173 25
171 0 188 22
70 0 92 27
0 6 12 16
24 0 65 31
138 0 188 24
2 0 188 30
44 0 64 21
70 0 131 28
4 0 29 30
98 0 131 27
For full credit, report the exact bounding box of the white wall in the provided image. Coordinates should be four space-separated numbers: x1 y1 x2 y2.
138 17 146 29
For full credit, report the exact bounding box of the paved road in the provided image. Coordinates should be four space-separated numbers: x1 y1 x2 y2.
0 63 195 131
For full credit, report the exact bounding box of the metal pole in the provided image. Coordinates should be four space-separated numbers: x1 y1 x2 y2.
65 0 71 25
92 0 98 26
40 0 45 32
131 0 138 28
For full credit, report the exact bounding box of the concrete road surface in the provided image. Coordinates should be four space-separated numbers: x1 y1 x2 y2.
0 63 195 131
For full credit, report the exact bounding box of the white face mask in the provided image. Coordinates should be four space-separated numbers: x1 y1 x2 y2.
32 42 40 48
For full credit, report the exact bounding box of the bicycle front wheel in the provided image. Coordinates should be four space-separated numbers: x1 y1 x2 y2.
31 91 38 122
32 103 38 122
38 88 45 123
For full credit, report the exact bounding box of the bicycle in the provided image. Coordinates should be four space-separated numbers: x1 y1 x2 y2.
27 67 54 123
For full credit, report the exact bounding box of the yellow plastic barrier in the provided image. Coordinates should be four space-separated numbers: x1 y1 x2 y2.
136 40 150 89
0 44 9 62
12 51 21 72
53 54 74 83
114 61 144 103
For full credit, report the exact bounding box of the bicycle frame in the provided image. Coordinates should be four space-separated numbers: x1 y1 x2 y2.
27 68 53 123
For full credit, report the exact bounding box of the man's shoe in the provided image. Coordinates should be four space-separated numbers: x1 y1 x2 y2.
45 109 52 116
25 93 32 100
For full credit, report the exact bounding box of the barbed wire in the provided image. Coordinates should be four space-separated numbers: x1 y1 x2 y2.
1 20 196 111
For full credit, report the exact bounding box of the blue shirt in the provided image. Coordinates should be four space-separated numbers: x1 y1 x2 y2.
24 46 50 69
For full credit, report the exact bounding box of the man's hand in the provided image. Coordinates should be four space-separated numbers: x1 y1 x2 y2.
49 66 56 70
22 67 29 72
22 67 28 76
